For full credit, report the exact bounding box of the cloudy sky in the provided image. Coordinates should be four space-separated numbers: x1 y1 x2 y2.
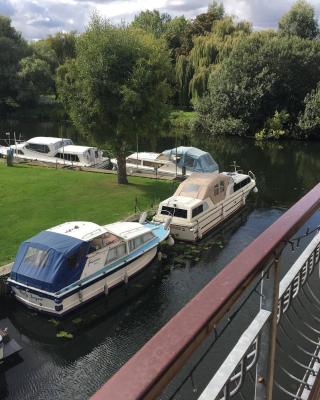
1 0 320 40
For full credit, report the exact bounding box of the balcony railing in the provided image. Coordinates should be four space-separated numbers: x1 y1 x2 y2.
91 183 320 400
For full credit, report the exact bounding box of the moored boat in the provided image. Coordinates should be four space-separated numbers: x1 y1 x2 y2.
153 169 257 242
8 219 171 316
0 136 111 168
111 146 219 177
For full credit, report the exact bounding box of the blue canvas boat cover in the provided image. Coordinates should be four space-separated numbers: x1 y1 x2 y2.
161 147 219 173
10 231 89 293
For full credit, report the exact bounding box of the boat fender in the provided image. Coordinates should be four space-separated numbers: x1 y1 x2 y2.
139 212 148 224
167 235 175 246
253 187 258 193
104 283 109 296
157 251 163 261
124 272 128 285
164 215 172 230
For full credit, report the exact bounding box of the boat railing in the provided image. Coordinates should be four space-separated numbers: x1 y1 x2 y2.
91 183 320 400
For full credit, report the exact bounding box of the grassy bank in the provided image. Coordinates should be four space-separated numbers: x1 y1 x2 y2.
0 163 174 266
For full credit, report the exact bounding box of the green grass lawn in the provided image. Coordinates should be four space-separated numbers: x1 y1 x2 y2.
0 163 174 266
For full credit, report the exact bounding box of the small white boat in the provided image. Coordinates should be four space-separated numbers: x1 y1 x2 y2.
8 218 171 316
153 170 257 242
0 136 110 168
111 147 219 177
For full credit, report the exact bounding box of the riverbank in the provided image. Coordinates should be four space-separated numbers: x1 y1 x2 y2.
0 162 174 266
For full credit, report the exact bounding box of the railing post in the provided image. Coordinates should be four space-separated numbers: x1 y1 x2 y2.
255 254 281 400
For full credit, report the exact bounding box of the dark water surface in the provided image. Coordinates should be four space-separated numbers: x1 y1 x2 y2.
0 121 320 400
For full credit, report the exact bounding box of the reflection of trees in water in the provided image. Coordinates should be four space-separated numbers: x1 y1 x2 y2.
294 146 320 191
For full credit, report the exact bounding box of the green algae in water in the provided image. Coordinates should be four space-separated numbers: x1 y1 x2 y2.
56 331 74 339
72 317 83 325
48 319 60 326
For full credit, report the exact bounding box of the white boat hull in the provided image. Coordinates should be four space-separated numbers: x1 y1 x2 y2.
10 246 157 316
161 182 255 242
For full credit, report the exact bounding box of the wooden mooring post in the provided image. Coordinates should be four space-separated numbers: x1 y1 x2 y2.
0 263 13 296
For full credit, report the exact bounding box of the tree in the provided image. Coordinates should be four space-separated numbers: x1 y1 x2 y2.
131 10 171 38
57 15 172 184
17 56 53 104
279 0 319 39
46 31 77 65
0 15 29 114
195 31 320 137
298 84 320 138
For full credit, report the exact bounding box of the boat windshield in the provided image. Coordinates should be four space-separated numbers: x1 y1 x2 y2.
161 206 187 219
22 247 49 268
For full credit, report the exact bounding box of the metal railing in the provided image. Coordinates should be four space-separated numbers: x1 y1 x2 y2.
91 184 320 400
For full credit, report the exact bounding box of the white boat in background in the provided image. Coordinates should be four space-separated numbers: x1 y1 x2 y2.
0 136 111 168
153 169 257 242
111 146 219 177
8 217 172 316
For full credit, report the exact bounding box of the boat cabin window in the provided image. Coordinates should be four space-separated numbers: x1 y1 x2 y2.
25 143 50 154
14 149 24 155
128 232 155 252
203 202 209 211
142 160 157 168
127 158 141 166
214 184 219 196
23 247 49 268
184 156 194 169
192 204 204 218
55 152 80 162
106 243 126 263
233 177 251 192
161 206 187 219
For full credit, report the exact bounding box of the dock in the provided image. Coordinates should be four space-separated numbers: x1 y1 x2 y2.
1 158 179 181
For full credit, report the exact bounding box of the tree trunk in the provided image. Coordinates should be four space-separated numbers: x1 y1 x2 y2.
116 152 128 184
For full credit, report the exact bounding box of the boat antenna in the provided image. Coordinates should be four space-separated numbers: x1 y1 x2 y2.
231 161 240 173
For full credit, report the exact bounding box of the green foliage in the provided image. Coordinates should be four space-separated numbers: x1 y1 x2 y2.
255 110 289 140
131 10 171 38
17 56 54 103
298 84 320 138
163 16 189 58
57 15 172 183
195 32 320 137
279 0 318 39
0 15 29 114
30 40 58 72
46 31 77 65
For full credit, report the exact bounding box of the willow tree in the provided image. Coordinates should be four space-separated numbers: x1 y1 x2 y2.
56 16 172 184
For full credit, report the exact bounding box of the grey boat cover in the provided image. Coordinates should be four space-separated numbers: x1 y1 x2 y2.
161 147 219 173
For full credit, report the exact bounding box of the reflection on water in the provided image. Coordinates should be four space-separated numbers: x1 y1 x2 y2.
0 120 320 400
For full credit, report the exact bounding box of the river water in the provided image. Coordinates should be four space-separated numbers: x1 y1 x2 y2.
0 121 320 400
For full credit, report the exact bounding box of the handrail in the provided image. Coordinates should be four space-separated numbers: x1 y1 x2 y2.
91 183 320 400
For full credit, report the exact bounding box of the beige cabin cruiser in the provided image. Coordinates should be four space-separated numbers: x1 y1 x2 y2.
153 170 256 242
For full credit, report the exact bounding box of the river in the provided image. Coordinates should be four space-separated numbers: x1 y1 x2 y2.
0 121 320 400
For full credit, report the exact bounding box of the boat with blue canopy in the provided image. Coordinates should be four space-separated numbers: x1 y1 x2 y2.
8 218 171 316
111 146 219 177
